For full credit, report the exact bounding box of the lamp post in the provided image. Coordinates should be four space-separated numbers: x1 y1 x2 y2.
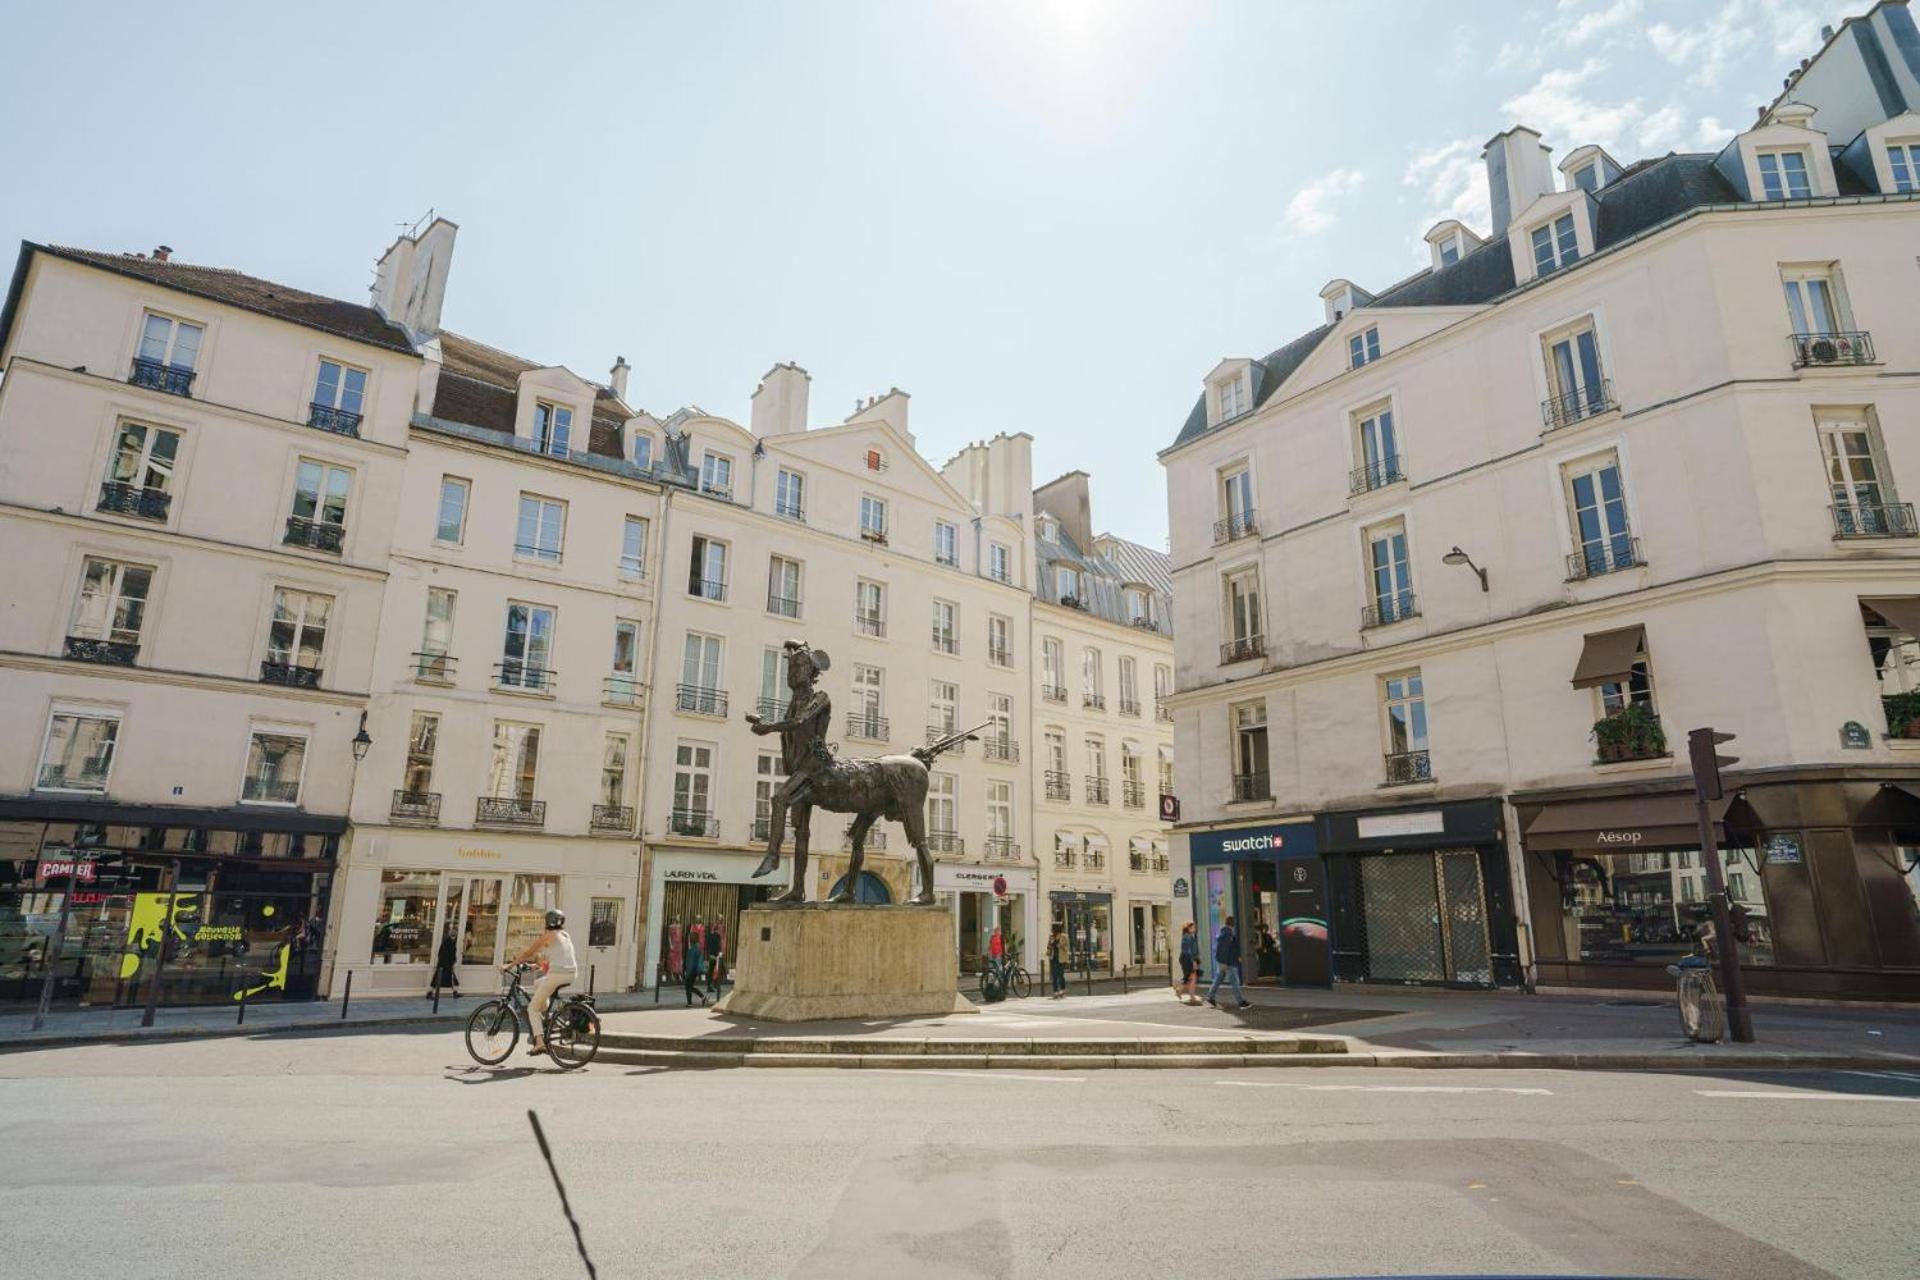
1442 545 1490 592
352 710 373 764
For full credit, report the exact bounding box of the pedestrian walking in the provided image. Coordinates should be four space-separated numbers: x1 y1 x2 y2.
1046 924 1068 999
704 920 725 997
1174 921 1201 1005
988 926 1006 983
432 927 461 998
683 930 708 1007
1206 915 1251 1010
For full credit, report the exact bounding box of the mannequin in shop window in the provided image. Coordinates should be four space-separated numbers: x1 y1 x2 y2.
666 917 684 980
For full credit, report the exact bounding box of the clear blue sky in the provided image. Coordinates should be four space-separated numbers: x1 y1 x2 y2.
0 1 1854 547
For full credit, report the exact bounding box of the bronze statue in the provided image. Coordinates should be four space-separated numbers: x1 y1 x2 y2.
748 640 978 905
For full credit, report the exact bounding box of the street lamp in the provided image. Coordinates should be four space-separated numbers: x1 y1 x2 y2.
1442 545 1489 592
351 711 373 763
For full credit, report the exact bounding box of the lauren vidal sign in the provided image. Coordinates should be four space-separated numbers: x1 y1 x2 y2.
666 870 719 882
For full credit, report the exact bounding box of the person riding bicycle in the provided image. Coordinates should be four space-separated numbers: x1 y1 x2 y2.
504 908 577 1056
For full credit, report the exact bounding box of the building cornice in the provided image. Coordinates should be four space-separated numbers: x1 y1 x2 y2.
0 500 393 582
0 648 370 705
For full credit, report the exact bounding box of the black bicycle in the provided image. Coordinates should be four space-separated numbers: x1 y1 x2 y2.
1666 913 1724 1044
977 956 1031 1001
464 962 601 1069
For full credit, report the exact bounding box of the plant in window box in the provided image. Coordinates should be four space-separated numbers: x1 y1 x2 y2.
1591 704 1666 762
1882 690 1920 739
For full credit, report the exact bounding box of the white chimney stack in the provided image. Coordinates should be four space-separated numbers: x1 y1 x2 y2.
609 356 630 402
371 215 458 343
1483 127 1555 236
749 362 811 437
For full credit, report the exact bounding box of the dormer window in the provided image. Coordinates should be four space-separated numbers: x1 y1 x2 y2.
1757 149 1812 200
533 401 572 457
1217 374 1248 421
1348 327 1381 369
700 451 734 499
1888 140 1919 193
1531 213 1579 276
1572 163 1599 193
1438 237 1461 266
1036 514 1058 542
632 433 653 469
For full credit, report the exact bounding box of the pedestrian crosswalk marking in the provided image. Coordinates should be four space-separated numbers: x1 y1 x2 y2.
1216 1081 1552 1095
1693 1089 1920 1102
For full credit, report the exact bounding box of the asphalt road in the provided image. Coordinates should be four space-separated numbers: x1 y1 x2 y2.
2 1028 1916 1280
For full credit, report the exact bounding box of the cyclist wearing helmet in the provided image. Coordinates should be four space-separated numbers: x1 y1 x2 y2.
506 908 577 1055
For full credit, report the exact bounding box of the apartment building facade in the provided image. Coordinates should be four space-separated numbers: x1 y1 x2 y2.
1161 11 1920 1000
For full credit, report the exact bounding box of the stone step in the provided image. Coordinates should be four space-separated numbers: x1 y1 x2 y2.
595 1033 1348 1057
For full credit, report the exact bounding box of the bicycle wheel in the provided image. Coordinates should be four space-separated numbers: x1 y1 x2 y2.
1676 971 1724 1043
1008 967 1031 1000
465 999 520 1065
548 1002 600 1071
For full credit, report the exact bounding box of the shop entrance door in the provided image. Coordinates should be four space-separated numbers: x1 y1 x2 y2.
1356 850 1492 985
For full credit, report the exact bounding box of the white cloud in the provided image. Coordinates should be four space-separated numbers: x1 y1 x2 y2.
1403 139 1491 248
1276 168 1366 239
1635 104 1687 153
1694 115 1734 149
1645 0 1850 89
1500 60 1644 153
1563 0 1644 47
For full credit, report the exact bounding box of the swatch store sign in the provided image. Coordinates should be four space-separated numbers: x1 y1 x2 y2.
1187 820 1330 988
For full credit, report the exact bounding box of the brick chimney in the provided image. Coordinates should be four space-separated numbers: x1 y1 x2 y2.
609 356 630 402
152 245 172 262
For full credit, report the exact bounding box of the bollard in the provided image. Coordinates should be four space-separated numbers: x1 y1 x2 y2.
588 964 595 996
431 982 440 1014
340 969 353 1020
236 990 247 1026
1120 964 1130 995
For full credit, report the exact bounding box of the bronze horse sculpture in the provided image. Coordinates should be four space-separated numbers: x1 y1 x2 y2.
748 640 978 905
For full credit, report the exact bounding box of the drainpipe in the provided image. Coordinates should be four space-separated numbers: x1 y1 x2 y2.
629 481 676 991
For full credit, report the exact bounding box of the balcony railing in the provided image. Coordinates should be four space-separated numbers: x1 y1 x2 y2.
846 713 889 741
591 804 635 833
927 831 964 854
1054 848 1076 869
689 577 726 601
1086 777 1110 805
390 790 441 823
1832 502 1918 539
931 630 957 654
1566 537 1645 580
476 796 545 828
1042 683 1068 704
860 525 888 545
1361 594 1418 629
676 684 729 717
1082 692 1106 711
495 661 557 694
1044 771 1071 802
984 837 1021 862
412 651 456 684
129 357 193 397
1790 331 1874 369
1213 512 1257 544
1057 594 1089 612
1118 697 1141 717
260 660 321 689
1220 635 1265 664
988 645 1013 667
1592 706 1667 763
1156 702 1174 723
515 541 561 563
1084 850 1106 871
1231 771 1269 803
1540 378 1616 431
1122 780 1146 809
1383 750 1433 786
925 725 965 756
855 613 886 637
64 635 138 666
1129 616 1161 632
1130 851 1149 873
1348 456 1406 496
669 808 718 838
752 810 772 843
759 696 791 721
603 675 642 706
843 826 888 851
935 550 958 567
775 501 805 523
284 515 345 554
307 402 363 437
767 592 801 619
97 481 170 521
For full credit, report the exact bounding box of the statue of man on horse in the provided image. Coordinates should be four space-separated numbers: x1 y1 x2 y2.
747 639 979 905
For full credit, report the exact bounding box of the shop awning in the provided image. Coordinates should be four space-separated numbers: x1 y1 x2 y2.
1854 783 1920 834
1863 596 1920 636
1570 624 1647 689
1523 792 1732 851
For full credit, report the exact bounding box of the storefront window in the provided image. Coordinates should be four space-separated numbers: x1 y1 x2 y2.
1565 845 1773 967
372 869 439 965
504 874 560 960
589 897 620 949
460 878 502 966
1050 898 1111 973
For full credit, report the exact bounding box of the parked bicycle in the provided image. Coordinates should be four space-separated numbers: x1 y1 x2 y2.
1666 910 1724 1044
978 956 1031 1001
465 961 601 1069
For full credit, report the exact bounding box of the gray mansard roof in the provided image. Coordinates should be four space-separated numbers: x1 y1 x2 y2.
1035 522 1174 635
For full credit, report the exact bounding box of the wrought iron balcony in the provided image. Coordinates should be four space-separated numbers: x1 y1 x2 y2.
1057 594 1089 611
855 613 886 637
767 592 801 619
390 790 441 823
618 556 647 580
1361 594 1418 629
1832 502 1918 539
925 725 965 755
591 804 635 833
988 645 1013 667
602 675 642 706
307 402 362 437
1044 770 1071 802
751 810 772 843
1156 702 1174 723
982 736 1019 763
1540 378 1616 431
1084 849 1106 871
515 541 561 563
842 825 888 851
1383 750 1433 786
494 661 557 694
1566 537 1645 580
989 566 1011 584
676 684 728 717
1086 776 1110 805
984 837 1021 862
1054 847 1076 868
97 481 170 521
758 696 790 721
412 651 456 684
1153 854 1170 873
1348 456 1406 495
1082 691 1107 711
260 660 321 689
1122 780 1146 809
935 550 958 567
1129 616 1161 632
701 481 732 501
1130 850 1151 873
1213 512 1257 544
1790 330 1874 368
689 577 726 601
669 808 718 838
1220 635 1265 664
64 635 138 666
927 831 964 854
1042 683 1068 703
283 515 345 554
476 796 545 828
129 357 193 396
775 501 805 522
1231 771 1269 803
860 526 888 545
1118 697 1141 717
846 713 889 741
931 629 957 654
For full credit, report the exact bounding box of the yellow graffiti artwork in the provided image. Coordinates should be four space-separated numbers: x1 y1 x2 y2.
234 944 291 1002
118 892 199 980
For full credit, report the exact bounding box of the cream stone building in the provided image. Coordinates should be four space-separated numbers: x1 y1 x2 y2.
1160 10 1920 1001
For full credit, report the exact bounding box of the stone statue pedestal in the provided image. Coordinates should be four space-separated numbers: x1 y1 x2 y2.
713 903 975 1022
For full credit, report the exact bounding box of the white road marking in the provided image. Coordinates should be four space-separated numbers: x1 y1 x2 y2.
866 1069 1088 1082
1693 1090 1920 1102
1216 1081 1552 1095
1841 1069 1920 1083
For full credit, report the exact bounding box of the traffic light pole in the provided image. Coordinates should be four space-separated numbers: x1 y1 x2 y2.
1687 726 1754 1043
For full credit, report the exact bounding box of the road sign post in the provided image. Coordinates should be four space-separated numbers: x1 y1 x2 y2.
1687 727 1754 1043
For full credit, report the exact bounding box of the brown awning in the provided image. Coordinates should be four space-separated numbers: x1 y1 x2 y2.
1570 625 1647 689
1523 792 1732 851
1863 597 1920 637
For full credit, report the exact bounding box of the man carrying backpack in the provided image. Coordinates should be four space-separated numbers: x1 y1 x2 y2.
1207 915 1251 1010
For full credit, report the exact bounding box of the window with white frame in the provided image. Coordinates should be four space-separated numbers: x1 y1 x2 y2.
1158 744 1174 796
1353 401 1400 489
487 722 541 802
533 401 572 457
987 779 1013 842
1036 514 1059 542
1086 735 1107 780
931 599 957 653
1348 326 1381 368
632 433 653 470
102 421 180 514
1082 646 1103 701
759 646 785 714
1757 148 1812 200
860 495 888 540
1820 409 1900 534
766 554 802 618
69 557 153 656
989 691 1013 748
500 602 556 689
601 733 630 808
681 632 724 698
688 535 728 600
1439 236 1462 266
1365 520 1414 625
1215 372 1248 421
289 458 350 547
620 516 649 577
1117 656 1138 712
137 311 203 375
1121 741 1143 790
36 705 121 793
928 772 957 837
242 727 309 804
1124 587 1153 626
402 711 438 796
436 476 469 544
1863 602 1920 695
267 587 331 676
1889 140 1920 193
930 679 957 735
1231 701 1267 789
1381 671 1429 770
1055 564 1083 602
609 619 642 701
1596 641 1656 718
852 664 884 735
1042 637 1065 696
754 751 783 829
934 520 957 565
515 494 565 562
700 451 734 498
775 468 805 520
1572 161 1600 193
1154 663 1172 714
1542 318 1611 425
1564 452 1637 578
1530 212 1579 275
1780 263 1847 336
1224 567 1262 647
312 359 368 426
856 579 886 635
988 614 1012 666
419 588 456 677
1046 729 1067 776
989 541 1011 583
1219 463 1254 538
673 742 714 821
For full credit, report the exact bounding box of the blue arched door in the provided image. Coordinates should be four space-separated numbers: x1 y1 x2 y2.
828 871 892 904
